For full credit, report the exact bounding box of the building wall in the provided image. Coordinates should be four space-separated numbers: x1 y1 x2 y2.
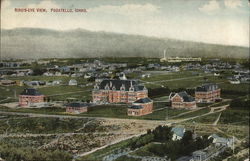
66 106 87 114
19 95 44 107
171 95 196 109
92 89 148 104
127 102 153 116
195 89 221 103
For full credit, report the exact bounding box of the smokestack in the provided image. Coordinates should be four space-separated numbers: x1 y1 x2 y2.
164 50 166 59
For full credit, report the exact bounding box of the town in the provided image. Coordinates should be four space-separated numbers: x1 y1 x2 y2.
0 56 249 161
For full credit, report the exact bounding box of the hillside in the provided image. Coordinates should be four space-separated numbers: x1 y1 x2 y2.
1 28 249 59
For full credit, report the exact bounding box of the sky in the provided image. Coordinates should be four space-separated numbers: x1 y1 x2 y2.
1 0 249 47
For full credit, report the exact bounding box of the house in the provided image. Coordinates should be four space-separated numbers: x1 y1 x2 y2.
195 83 221 103
214 72 220 76
119 73 127 80
191 150 207 161
208 134 233 148
169 91 196 109
19 88 45 107
0 80 16 86
127 97 153 116
229 79 240 84
171 127 185 140
92 79 148 104
68 79 77 86
66 102 89 114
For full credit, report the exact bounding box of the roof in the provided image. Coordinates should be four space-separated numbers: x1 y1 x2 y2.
67 102 90 107
20 88 43 96
128 105 143 109
98 79 146 91
209 134 220 139
192 150 207 155
196 83 219 92
134 97 152 104
171 91 195 102
178 91 195 102
171 127 185 137
69 79 77 82
209 134 232 144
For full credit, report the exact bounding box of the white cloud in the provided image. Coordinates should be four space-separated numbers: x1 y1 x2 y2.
224 0 242 9
199 0 220 13
89 3 160 16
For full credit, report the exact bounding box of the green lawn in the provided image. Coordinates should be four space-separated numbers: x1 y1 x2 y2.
77 136 135 161
0 116 90 134
130 143 156 157
173 108 210 119
219 109 249 125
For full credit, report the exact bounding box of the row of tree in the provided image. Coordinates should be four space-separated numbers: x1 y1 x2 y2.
128 125 213 160
230 98 250 110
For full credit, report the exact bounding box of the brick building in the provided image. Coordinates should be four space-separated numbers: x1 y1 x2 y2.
66 102 89 114
127 97 153 116
195 83 221 103
169 91 196 109
19 88 45 107
92 79 148 104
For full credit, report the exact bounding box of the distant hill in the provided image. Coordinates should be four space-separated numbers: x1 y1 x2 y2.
1 28 249 59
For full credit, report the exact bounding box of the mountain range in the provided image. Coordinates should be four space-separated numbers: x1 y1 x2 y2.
1 28 249 59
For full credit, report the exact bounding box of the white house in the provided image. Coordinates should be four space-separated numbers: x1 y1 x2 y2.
68 79 77 86
208 134 233 148
171 127 185 141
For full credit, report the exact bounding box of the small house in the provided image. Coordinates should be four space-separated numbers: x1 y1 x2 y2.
66 102 89 114
68 79 77 86
0 80 16 86
208 134 233 148
169 91 196 109
171 127 185 140
127 97 153 116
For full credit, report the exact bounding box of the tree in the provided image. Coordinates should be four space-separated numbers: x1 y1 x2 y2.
181 130 193 146
152 125 173 142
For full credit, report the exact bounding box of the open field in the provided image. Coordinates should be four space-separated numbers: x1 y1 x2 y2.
0 113 167 161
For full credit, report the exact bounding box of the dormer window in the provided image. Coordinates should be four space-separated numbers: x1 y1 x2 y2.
105 84 110 90
94 84 99 90
120 84 125 91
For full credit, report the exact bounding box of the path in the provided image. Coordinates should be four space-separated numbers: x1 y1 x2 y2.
213 112 222 126
142 75 207 85
72 132 144 160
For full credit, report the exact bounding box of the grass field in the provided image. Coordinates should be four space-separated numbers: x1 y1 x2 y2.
173 107 210 119
76 136 136 161
219 109 249 126
0 116 91 134
186 112 220 124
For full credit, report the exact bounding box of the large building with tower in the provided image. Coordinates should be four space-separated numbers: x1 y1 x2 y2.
195 83 221 103
92 79 148 104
